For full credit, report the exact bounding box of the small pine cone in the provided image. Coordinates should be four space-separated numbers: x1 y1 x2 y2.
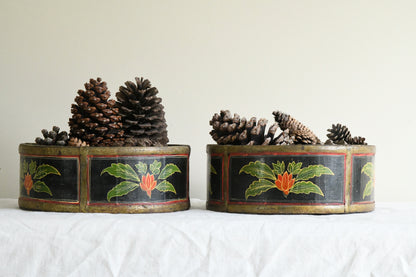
273 111 321 144
273 129 295 145
116 77 168 146
69 78 124 146
35 126 69 146
68 137 89 147
350 136 367 145
209 110 275 145
326 124 352 144
326 124 367 145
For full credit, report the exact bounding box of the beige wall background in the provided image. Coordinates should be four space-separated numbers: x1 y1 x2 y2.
1 0 415 201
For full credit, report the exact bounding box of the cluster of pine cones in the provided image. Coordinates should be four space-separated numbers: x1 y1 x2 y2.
209 110 367 145
35 77 169 147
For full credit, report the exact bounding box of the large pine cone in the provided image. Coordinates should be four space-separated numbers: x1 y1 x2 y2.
209 110 281 145
327 123 367 145
273 111 321 144
69 78 124 146
115 77 168 146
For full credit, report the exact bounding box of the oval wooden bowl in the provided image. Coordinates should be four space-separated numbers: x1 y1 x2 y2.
19 143 190 213
207 144 375 214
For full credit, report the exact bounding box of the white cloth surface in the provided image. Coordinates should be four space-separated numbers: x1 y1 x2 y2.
0 199 415 277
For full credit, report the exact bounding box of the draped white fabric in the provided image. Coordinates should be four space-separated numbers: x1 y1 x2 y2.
1 199 415 277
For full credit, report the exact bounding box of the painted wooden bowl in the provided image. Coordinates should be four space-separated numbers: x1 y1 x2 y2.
19 143 190 213
207 144 375 214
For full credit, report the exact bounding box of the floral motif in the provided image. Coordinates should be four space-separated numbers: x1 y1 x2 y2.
24 173 33 195
275 172 295 196
101 160 181 201
239 160 334 199
20 160 60 196
141 173 157 198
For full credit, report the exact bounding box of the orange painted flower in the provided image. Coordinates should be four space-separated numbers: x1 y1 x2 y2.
24 173 33 195
141 173 157 198
275 172 295 196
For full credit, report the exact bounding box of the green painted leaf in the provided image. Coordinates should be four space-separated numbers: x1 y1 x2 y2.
361 162 374 179
155 180 177 194
292 162 303 175
101 163 140 182
287 161 295 174
210 164 218 175
21 160 28 179
245 179 276 199
135 162 148 176
34 164 61 180
33 181 52 196
287 161 302 175
290 181 324 196
363 179 374 199
296 165 334 181
107 181 140 202
158 164 181 180
150 160 162 175
240 161 276 180
29 161 37 176
272 161 285 176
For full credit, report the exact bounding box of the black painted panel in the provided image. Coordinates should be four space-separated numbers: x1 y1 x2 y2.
208 156 223 201
229 154 345 204
20 156 79 201
89 156 188 203
351 155 375 203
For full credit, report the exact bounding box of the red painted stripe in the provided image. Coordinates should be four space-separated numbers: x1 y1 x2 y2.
230 152 346 157
186 156 190 200
20 197 79 205
343 154 347 205
350 155 354 203
228 201 344 206
86 156 91 202
353 153 375 157
208 200 224 205
87 199 188 206
89 154 189 158
21 154 80 158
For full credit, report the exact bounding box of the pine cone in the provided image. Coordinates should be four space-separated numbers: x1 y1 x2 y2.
326 124 352 144
273 129 295 145
326 124 367 145
116 77 168 146
69 78 124 146
68 137 89 147
209 110 278 145
350 136 367 145
273 111 321 144
35 126 69 146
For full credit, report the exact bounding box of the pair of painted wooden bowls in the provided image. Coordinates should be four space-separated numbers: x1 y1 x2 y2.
19 143 375 214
